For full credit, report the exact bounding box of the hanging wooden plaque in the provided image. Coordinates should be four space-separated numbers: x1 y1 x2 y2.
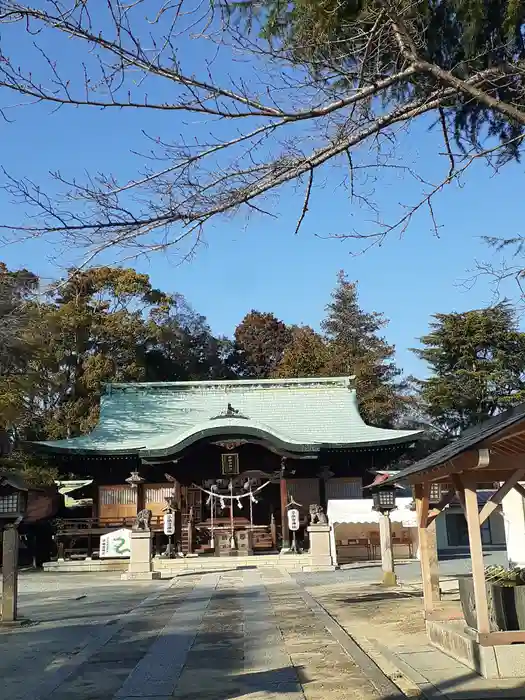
221 452 240 476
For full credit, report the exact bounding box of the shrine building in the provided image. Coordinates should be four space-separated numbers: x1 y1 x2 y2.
34 376 421 559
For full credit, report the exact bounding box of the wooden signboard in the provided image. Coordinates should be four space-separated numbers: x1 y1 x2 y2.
221 453 240 476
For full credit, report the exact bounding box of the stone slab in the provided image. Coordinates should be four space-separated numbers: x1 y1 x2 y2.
120 572 161 581
114 573 219 698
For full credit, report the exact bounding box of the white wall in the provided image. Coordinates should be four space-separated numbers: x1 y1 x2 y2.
502 488 525 567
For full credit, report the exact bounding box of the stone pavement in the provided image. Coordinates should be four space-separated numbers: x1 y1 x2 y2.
306 579 525 699
1 568 405 700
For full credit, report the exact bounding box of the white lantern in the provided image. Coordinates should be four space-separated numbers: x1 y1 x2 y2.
287 508 300 532
163 512 175 536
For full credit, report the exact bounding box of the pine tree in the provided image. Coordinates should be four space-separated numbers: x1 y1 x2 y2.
321 271 404 426
413 302 525 434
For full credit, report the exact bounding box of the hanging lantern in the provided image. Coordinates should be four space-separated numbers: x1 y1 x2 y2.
220 497 226 510
237 497 243 509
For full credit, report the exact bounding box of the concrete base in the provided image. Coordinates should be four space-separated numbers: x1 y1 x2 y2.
121 571 161 581
302 565 337 572
427 619 525 678
382 571 398 587
43 552 339 574
0 618 32 629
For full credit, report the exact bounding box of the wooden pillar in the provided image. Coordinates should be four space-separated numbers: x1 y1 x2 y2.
187 506 194 554
379 512 397 586
415 483 435 615
463 476 490 634
427 519 441 602
92 484 99 521
1 524 19 623
270 512 277 550
136 482 145 514
280 476 290 550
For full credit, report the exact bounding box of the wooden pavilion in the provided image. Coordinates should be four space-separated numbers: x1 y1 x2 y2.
32 376 421 560
382 402 525 677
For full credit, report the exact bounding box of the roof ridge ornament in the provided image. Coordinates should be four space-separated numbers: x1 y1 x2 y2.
210 402 250 421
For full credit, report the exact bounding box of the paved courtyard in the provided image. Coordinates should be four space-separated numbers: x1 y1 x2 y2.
1 568 404 700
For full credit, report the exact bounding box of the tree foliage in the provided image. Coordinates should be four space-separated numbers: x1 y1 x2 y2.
0 1 524 267
412 302 525 434
273 271 406 425
235 311 293 378
275 326 329 378
0 264 240 444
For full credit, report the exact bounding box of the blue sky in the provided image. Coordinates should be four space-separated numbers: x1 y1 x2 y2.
0 6 521 379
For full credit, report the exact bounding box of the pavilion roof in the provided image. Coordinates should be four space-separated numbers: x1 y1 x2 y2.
382 401 525 486
33 377 421 457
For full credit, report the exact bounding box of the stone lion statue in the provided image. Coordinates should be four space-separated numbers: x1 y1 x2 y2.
132 508 152 531
309 503 328 525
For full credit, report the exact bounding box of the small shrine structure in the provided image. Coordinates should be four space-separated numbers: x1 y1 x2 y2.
381 402 525 678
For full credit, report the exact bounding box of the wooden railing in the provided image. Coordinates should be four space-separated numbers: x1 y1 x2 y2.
51 513 278 560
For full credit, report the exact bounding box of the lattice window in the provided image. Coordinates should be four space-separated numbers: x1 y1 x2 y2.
145 486 173 503
99 486 136 506
0 493 20 513
325 478 363 500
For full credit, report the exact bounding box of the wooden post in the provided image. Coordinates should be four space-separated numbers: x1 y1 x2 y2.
1 524 19 623
187 506 194 554
427 519 441 602
463 476 490 634
280 476 290 551
270 512 277 550
415 483 435 615
378 512 397 586
136 482 145 514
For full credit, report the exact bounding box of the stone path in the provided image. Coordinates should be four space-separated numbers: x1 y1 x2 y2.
2 569 404 700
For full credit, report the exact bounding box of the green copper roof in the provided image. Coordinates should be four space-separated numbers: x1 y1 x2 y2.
34 377 421 456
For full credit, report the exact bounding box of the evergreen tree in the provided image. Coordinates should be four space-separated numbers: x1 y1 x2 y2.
321 271 404 426
412 302 525 434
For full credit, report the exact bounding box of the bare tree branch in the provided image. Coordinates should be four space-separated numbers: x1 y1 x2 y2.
0 0 522 268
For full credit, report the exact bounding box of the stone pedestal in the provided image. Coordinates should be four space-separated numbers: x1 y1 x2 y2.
121 530 161 580
304 524 336 572
236 529 254 556
1 524 19 623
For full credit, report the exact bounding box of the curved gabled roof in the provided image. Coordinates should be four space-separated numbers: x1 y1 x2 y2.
34 376 421 456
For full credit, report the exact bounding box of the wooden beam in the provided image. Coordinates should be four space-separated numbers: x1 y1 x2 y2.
462 476 490 635
427 489 456 526
479 630 525 646
478 469 525 525
451 474 467 513
408 448 493 487
418 491 430 529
